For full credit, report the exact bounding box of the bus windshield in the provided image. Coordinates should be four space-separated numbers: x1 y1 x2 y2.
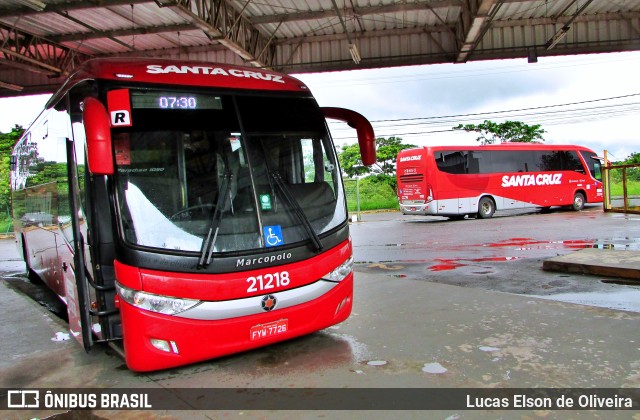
114 91 346 254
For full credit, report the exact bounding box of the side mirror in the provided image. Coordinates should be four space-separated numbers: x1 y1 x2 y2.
83 97 114 175
321 107 376 166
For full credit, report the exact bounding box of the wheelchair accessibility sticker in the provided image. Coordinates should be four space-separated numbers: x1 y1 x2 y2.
264 225 284 247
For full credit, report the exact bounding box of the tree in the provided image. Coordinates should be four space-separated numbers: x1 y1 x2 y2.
339 136 416 178
375 136 417 176
622 152 640 165
453 120 545 145
0 125 25 215
613 152 640 182
338 142 370 178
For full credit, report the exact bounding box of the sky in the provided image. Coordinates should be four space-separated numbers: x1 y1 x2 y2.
1 50 638 162
294 50 640 162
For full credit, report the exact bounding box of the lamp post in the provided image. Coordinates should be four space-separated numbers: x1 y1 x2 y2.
356 175 361 222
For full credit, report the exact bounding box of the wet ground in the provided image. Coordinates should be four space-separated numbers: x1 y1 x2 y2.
1 206 640 418
3 205 638 320
351 205 640 312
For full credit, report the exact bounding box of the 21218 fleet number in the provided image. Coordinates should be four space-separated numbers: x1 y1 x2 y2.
246 271 290 293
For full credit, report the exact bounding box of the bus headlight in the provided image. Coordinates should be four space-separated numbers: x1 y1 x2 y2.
116 283 201 315
322 256 354 282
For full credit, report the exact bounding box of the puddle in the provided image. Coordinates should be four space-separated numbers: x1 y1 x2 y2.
482 237 640 251
374 237 640 252
422 362 447 374
429 256 521 272
532 290 640 312
483 238 596 250
601 279 640 286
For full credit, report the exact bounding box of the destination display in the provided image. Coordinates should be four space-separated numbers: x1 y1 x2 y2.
131 91 222 110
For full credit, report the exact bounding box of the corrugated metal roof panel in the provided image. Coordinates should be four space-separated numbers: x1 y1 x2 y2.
0 0 638 95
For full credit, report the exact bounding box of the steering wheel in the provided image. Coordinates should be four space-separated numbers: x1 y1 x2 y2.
170 204 215 221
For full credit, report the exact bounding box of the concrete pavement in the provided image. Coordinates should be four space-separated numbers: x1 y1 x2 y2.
543 248 640 280
1 258 639 418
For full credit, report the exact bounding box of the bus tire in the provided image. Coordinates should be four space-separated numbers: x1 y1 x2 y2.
477 197 495 219
572 192 585 211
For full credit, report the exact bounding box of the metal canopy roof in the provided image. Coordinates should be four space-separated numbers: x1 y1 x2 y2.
0 0 639 97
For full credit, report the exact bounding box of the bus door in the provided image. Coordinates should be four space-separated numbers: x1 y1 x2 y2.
579 151 603 202
59 242 87 348
535 150 584 206
21 183 63 293
434 150 469 215
61 137 94 351
13 123 68 295
459 151 488 214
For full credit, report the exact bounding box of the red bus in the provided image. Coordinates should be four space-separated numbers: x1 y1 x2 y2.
10 58 375 371
397 144 603 219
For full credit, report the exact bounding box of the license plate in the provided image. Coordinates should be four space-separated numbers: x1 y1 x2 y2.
250 319 288 341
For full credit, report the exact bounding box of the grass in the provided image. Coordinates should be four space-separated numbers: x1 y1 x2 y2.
341 176 640 212
608 179 640 197
341 176 640 211
344 178 399 212
346 196 399 212
0 217 13 235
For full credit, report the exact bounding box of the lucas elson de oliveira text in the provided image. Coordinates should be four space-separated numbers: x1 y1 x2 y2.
467 394 633 409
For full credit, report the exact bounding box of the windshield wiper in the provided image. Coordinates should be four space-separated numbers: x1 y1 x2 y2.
198 171 232 269
268 170 323 252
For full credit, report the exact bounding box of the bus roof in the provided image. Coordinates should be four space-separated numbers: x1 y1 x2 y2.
401 143 597 153
47 58 309 108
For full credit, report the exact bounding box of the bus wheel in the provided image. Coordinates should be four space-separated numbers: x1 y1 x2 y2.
572 192 585 211
477 197 495 219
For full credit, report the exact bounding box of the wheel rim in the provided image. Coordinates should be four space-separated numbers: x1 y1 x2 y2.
575 195 584 208
481 202 491 214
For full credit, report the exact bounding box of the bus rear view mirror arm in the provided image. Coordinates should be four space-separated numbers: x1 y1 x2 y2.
83 97 114 175
321 107 376 166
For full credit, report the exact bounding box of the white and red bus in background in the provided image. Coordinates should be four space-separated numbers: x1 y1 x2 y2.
11 58 375 371
397 144 603 220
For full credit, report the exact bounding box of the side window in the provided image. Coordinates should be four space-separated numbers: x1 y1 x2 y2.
564 151 584 172
301 138 331 184
301 139 315 183
22 113 70 232
12 133 35 191
467 151 481 174
579 151 602 181
72 122 87 211
482 151 526 173
49 111 74 244
538 150 584 172
436 151 467 174
538 151 562 171
520 151 539 172
593 160 602 181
